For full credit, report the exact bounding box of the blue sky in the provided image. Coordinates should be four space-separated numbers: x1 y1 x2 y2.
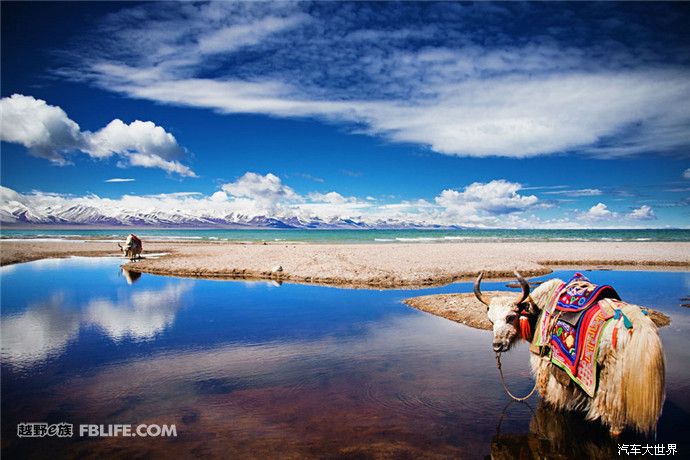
1 1 689 228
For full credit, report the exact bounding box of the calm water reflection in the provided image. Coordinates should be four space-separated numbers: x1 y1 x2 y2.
1 258 689 458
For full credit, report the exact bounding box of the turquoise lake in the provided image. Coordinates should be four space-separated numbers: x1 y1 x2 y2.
2 228 690 243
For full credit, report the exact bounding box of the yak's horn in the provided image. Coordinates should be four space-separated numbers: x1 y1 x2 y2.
474 272 489 306
514 271 530 305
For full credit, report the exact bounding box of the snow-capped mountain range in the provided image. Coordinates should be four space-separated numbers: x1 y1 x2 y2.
0 199 450 229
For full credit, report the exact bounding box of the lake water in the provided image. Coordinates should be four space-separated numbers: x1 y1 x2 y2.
3 228 690 243
1 258 689 458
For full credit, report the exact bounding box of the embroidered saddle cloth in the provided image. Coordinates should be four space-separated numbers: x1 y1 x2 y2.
533 273 620 397
553 272 619 312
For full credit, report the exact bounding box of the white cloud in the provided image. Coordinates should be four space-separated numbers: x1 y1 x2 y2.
579 203 660 224
629 205 656 221
85 69 690 159
583 203 614 220
64 3 690 159
0 94 195 176
684 168 690 179
367 71 690 158
210 190 228 202
105 178 135 183
197 14 309 55
307 191 356 204
221 172 300 214
1 177 538 228
435 180 539 221
0 94 83 164
543 188 603 197
0 175 676 229
0 185 28 205
127 153 196 177
87 119 184 160
222 172 296 199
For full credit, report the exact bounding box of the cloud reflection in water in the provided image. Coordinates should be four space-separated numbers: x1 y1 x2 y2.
1 283 191 368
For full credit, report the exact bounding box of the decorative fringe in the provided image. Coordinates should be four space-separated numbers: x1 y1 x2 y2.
519 316 532 341
529 279 665 435
617 302 665 434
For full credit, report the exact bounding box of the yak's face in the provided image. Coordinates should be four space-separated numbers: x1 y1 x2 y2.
486 297 521 352
474 271 532 354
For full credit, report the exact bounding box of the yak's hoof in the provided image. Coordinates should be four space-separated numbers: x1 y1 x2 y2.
610 427 623 437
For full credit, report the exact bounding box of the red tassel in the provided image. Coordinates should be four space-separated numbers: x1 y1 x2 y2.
612 323 618 349
519 316 532 341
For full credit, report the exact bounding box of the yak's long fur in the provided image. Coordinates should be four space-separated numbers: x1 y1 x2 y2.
118 234 142 260
528 279 665 435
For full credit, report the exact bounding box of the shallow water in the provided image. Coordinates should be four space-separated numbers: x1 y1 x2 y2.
1 258 689 458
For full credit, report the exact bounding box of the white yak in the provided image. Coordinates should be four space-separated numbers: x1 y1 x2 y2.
475 271 664 436
117 234 142 261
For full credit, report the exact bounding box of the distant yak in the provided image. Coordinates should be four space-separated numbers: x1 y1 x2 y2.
118 234 142 261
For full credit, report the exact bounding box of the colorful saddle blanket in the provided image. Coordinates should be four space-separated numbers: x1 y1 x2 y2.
533 273 620 397
553 272 619 312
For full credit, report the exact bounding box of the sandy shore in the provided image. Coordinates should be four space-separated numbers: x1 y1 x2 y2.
403 292 671 331
1 240 688 288
0 240 181 266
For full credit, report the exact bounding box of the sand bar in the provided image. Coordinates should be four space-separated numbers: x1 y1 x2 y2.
1 240 688 288
403 292 671 330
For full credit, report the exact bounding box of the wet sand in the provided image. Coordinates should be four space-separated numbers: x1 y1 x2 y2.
403 292 671 330
1 240 688 288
